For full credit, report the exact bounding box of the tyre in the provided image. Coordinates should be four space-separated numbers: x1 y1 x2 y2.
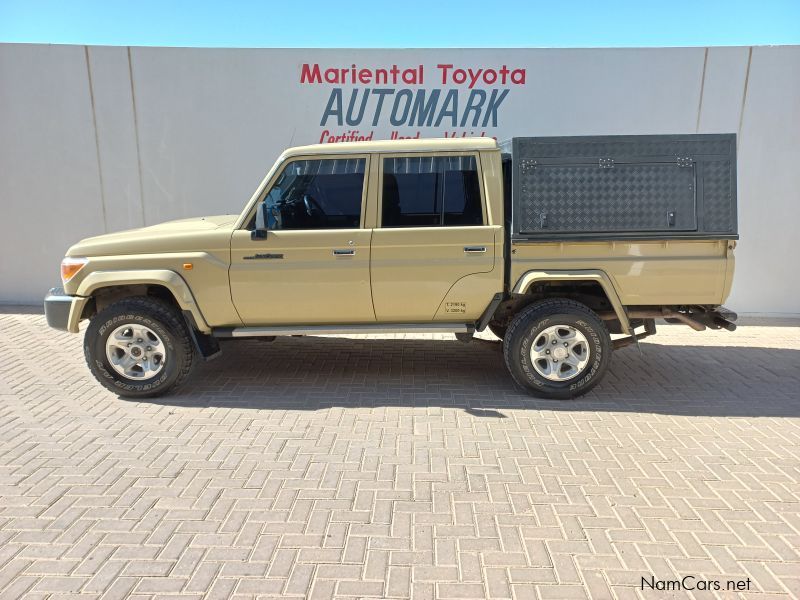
84 296 196 398
503 299 611 399
486 321 507 340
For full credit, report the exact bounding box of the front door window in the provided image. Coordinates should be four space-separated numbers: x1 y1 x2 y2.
261 158 366 230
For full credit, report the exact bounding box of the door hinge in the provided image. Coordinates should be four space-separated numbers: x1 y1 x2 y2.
677 157 693 167
599 158 614 169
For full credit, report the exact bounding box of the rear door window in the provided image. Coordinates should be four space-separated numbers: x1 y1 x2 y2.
381 155 483 227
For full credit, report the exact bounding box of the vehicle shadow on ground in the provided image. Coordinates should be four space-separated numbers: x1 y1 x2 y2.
133 336 800 418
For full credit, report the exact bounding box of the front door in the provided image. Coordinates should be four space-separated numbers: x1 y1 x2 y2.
229 155 375 325
370 153 498 322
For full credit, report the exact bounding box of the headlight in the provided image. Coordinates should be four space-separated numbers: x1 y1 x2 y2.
61 257 88 284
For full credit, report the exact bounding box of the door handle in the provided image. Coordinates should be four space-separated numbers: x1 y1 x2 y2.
464 246 486 253
333 249 355 256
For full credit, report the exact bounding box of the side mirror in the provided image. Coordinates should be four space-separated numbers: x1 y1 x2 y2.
251 202 268 240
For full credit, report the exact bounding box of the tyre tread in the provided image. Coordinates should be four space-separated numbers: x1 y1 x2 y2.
503 298 610 399
84 296 195 397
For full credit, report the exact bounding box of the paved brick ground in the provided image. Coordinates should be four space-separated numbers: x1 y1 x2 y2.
0 308 798 599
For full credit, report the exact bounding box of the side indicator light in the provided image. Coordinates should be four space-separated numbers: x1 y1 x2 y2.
60 257 88 284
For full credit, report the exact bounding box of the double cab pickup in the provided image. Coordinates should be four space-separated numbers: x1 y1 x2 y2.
45 135 739 399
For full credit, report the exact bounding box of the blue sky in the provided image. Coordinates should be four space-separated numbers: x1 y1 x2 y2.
1 0 798 48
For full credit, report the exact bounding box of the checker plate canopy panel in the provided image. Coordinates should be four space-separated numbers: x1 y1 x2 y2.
520 162 697 233
507 134 737 240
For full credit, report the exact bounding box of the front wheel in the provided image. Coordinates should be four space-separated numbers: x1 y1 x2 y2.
84 297 196 398
503 299 611 399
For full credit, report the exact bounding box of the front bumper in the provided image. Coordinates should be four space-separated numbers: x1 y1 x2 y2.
44 287 83 332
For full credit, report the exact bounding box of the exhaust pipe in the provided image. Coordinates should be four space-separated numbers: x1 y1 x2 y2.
624 309 707 331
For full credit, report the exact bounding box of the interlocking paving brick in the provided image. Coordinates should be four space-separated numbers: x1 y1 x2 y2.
0 308 799 599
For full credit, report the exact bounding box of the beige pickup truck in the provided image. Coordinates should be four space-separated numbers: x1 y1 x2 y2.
45 135 738 399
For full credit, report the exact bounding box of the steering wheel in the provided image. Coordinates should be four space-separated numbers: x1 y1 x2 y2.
303 194 325 218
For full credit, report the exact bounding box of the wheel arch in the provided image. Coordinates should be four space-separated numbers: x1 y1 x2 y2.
511 269 631 335
68 270 211 334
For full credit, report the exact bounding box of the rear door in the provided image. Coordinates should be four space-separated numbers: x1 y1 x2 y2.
370 153 497 322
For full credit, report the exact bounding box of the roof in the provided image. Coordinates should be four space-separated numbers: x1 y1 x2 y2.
280 137 498 158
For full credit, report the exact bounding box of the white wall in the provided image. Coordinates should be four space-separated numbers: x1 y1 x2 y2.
1 44 798 315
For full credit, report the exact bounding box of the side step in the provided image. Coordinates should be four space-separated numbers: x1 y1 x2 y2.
214 323 475 338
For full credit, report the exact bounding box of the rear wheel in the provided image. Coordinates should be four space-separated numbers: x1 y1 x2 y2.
503 299 611 399
84 297 196 398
